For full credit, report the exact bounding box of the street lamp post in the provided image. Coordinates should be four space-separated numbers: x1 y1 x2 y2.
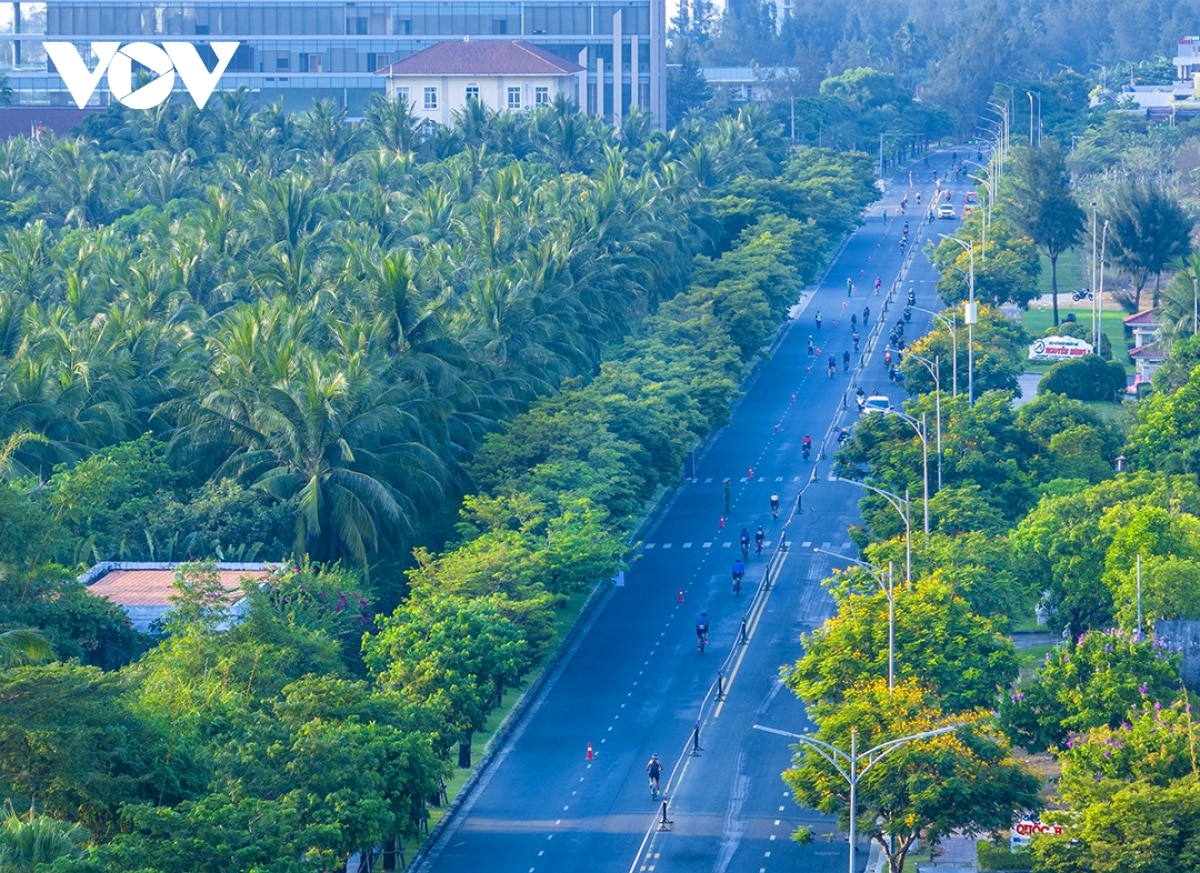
899 351 942 490
1192 271 1198 337
1099 220 1109 345
893 409 930 544
838 477 912 586
814 548 895 691
941 235 976 406
967 171 993 260
912 306 957 398
1091 200 1099 352
754 724 960 873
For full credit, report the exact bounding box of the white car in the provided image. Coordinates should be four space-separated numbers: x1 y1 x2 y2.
937 203 956 220
860 394 892 414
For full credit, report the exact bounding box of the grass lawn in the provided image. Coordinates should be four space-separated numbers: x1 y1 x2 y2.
1016 644 1058 674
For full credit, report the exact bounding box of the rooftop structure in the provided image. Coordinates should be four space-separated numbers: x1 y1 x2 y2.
82 561 276 633
0 0 666 127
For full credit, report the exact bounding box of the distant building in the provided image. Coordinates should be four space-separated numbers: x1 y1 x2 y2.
379 39 583 126
81 561 276 633
1087 36 1200 121
0 0 666 128
1124 309 1166 391
700 66 800 105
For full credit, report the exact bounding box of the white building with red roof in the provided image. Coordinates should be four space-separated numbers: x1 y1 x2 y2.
81 562 277 633
378 39 584 126
1124 309 1166 391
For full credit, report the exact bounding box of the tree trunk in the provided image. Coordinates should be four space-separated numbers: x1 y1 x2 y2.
1049 251 1060 326
458 730 473 768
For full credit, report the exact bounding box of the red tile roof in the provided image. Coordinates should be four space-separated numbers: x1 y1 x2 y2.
87 567 271 607
377 40 583 76
1123 309 1161 326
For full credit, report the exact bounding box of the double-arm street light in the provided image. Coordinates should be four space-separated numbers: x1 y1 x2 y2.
814 548 895 691
897 352 942 491
967 171 993 260
911 306 957 398
837 477 912 586
892 409 930 545
753 723 960 873
940 235 977 406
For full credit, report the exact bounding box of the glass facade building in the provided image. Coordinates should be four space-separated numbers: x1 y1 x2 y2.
0 0 666 124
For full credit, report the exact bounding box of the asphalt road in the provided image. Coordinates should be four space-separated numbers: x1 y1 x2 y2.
414 149 968 873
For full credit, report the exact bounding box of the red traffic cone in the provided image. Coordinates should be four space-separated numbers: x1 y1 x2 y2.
719 515 725 528
586 742 594 761
678 588 684 603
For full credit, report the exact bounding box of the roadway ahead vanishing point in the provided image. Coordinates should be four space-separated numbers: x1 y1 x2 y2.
416 152 965 873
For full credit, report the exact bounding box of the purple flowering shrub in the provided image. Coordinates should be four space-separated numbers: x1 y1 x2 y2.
998 628 1181 753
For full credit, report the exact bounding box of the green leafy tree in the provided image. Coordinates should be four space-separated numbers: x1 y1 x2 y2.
1016 391 1123 486
1128 363 1200 475
788 578 1017 714
1039 355 1128 402
1034 700 1200 873
784 679 1039 873
999 629 1182 753
366 592 530 767
1008 141 1085 325
1009 473 1200 641
1100 503 1200 633
0 664 165 835
1104 179 1192 311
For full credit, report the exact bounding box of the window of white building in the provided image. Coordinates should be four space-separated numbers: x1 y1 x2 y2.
507 86 521 109
424 86 438 109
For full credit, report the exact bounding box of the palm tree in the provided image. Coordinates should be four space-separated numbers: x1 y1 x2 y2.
0 802 87 871
232 355 448 564
0 628 53 667
363 92 422 155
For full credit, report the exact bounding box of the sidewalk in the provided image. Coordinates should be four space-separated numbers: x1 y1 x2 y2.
867 832 979 873
918 832 978 872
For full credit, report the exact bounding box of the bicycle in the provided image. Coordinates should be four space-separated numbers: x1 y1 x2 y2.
740 539 750 560
755 536 764 556
650 778 660 800
697 629 708 654
733 571 743 595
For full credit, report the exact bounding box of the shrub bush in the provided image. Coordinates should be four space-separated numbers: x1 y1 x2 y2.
1038 354 1127 401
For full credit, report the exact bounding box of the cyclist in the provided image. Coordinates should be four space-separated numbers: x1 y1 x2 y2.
696 612 710 651
754 525 765 555
740 528 751 557
732 558 745 593
843 350 851 372
863 305 870 326
853 331 860 351
769 493 780 519
647 754 663 796
802 434 813 460
874 276 881 293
